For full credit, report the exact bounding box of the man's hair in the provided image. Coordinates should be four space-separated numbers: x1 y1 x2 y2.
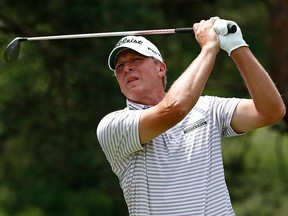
153 58 167 89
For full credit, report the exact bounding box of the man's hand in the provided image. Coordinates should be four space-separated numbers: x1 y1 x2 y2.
213 19 248 55
193 17 220 53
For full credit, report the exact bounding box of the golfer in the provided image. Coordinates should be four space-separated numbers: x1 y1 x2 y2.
97 17 285 216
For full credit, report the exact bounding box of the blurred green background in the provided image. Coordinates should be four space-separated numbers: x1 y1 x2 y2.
0 0 287 215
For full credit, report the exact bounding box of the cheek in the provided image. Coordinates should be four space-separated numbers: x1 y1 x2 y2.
115 76 125 90
143 68 161 83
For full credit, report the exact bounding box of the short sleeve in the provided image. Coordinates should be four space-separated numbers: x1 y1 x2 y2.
208 96 243 137
96 109 144 173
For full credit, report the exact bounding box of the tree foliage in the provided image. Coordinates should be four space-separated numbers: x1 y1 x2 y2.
0 0 287 215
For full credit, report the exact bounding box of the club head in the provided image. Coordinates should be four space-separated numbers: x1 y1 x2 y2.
4 37 25 63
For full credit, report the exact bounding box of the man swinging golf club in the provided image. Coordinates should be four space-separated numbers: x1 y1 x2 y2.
97 17 285 215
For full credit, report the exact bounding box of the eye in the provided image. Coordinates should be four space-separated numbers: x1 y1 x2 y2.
115 63 124 71
132 57 143 64
133 57 142 61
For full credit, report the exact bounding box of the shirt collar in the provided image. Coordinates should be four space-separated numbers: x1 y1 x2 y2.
126 99 151 110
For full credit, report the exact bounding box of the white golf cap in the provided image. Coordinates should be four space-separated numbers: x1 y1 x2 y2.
108 36 163 70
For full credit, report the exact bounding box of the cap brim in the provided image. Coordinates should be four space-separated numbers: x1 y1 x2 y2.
108 47 127 70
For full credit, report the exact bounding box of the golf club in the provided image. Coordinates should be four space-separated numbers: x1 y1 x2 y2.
4 25 236 63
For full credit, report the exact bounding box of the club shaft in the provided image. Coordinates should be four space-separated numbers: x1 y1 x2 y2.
25 28 193 42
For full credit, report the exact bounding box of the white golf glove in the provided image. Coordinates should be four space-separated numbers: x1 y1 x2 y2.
213 19 248 55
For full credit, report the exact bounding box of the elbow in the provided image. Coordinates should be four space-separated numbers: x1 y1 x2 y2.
266 102 286 124
161 99 191 122
278 103 286 121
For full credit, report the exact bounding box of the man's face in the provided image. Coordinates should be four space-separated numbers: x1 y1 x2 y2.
114 49 166 104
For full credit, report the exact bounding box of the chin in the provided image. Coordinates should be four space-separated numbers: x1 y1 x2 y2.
126 91 145 102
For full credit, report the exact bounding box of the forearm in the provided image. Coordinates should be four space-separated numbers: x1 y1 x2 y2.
162 45 218 118
231 47 286 120
160 17 220 119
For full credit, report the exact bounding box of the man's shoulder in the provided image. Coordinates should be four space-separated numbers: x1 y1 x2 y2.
192 96 237 115
98 108 129 124
197 95 239 106
193 96 213 109
98 107 144 129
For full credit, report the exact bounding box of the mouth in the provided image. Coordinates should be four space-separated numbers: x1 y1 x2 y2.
126 76 139 84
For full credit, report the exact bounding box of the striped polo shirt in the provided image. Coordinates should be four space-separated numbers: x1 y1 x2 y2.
97 96 242 216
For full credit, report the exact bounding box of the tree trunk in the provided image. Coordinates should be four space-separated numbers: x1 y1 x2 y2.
267 0 288 126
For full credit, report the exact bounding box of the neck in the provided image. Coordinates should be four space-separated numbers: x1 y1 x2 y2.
128 92 166 106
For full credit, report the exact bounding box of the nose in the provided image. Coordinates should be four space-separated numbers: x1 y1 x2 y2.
123 61 134 73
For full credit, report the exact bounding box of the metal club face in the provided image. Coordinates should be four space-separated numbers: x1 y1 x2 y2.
4 38 23 63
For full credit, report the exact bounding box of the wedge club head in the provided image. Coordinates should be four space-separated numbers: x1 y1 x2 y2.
4 37 27 63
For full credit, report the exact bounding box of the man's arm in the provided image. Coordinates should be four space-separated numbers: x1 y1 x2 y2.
230 47 286 133
139 18 220 144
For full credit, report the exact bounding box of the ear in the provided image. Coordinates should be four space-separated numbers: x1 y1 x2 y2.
158 62 166 78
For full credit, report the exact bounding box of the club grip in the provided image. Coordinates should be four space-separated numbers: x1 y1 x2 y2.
175 24 237 34
227 24 237 33
175 28 193 33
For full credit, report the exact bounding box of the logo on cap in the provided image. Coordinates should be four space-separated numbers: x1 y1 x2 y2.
115 38 143 47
